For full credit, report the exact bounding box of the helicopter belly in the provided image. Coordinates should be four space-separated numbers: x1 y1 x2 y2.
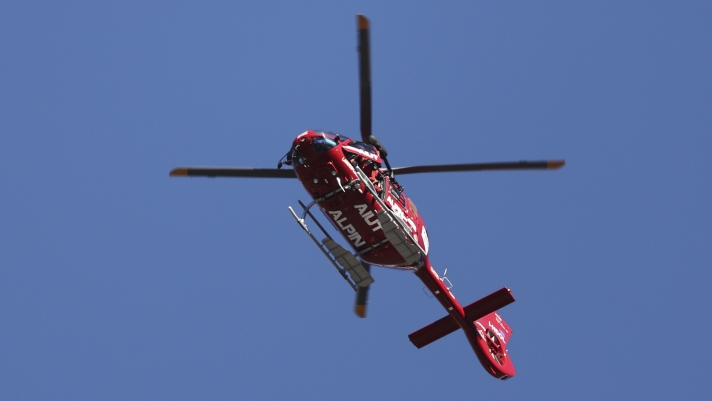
318 190 412 268
292 149 427 269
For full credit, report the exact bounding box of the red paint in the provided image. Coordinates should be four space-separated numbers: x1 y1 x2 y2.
291 130 427 267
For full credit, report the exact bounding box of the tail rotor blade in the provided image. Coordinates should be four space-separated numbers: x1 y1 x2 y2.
354 262 371 318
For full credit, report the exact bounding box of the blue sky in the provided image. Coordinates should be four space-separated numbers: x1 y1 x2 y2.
1 1 710 400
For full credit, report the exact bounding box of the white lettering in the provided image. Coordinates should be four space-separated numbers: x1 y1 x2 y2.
421 226 430 254
343 224 356 234
354 204 382 231
327 209 366 247
489 321 505 341
348 231 366 246
386 197 417 234
342 157 357 175
343 145 379 161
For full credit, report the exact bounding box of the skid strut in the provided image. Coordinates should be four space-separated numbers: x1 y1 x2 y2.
288 193 373 290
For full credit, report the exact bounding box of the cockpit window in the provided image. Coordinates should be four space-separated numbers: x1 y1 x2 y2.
312 135 338 155
349 141 378 154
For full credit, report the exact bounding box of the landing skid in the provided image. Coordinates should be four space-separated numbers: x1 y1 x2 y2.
288 200 373 290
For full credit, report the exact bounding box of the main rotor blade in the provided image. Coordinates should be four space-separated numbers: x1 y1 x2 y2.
357 15 372 144
170 167 297 178
390 160 565 176
354 262 371 318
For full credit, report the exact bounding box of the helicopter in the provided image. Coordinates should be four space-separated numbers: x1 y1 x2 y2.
170 15 564 380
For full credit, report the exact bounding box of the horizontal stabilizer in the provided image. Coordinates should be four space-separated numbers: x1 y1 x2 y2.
408 287 514 349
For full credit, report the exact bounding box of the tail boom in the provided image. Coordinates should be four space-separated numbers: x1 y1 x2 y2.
412 261 516 379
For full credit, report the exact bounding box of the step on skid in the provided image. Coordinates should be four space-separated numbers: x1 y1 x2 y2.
288 200 370 291
322 238 374 287
376 210 421 264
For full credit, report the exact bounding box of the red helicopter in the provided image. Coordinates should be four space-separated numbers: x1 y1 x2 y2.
170 15 564 380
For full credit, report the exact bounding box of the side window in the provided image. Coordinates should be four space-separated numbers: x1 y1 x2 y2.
351 141 377 154
313 137 337 155
408 198 419 218
390 187 406 207
290 146 305 166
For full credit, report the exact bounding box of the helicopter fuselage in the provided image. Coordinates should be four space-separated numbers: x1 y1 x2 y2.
290 130 428 269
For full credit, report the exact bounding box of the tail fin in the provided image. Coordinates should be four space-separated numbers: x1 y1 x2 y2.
471 311 515 379
408 287 516 379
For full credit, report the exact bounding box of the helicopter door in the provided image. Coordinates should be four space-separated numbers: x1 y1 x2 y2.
375 169 387 200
